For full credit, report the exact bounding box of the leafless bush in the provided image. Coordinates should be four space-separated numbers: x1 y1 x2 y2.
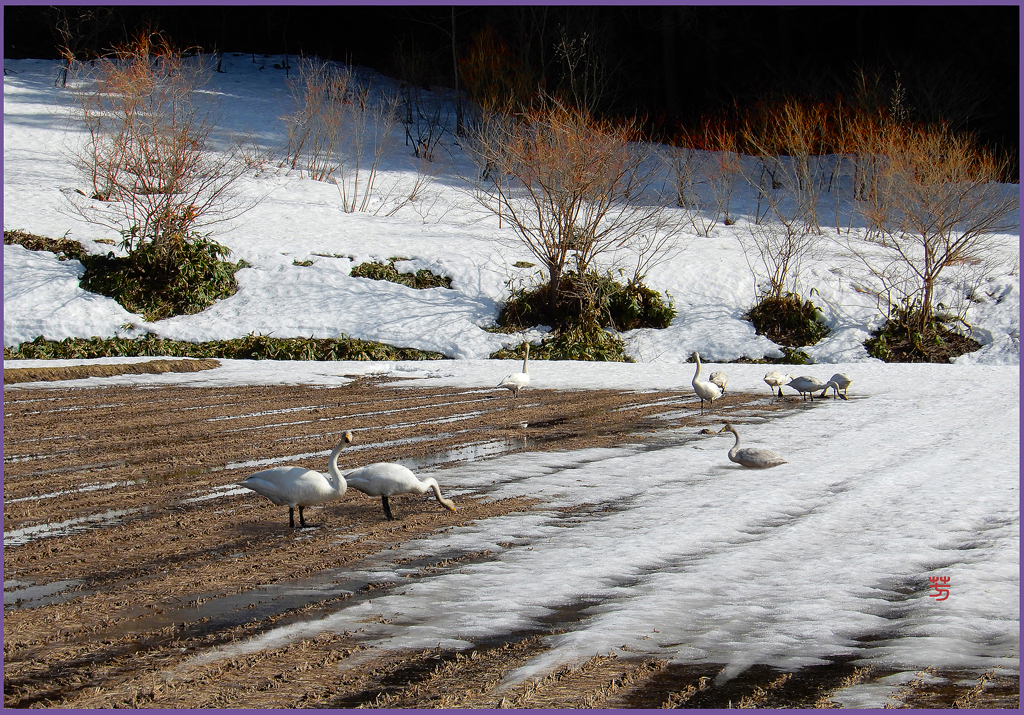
741 98 834 231
62 31 252 255
846 121 1019 332
663 144 722 237
333 91 401 214
553 28 617 114
401 92 449 162
465 101 683 311
282 61 356 180
739 216 819 301
371 156 444 220
283 60 401 213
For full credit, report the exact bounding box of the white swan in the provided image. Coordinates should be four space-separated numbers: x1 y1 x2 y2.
498 343 530 398
763 371 794 402
786 375 827 401
709 371 729 395
241 431 352 528
718 423 787 469
345 463 457 520
819 373 852 400
691 352 723 415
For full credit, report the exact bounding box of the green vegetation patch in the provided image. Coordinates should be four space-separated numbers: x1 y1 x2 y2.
350 257 453 289
4 228 247 322
4 229 90 261
491 327 632 362
492 271 673 362
4 334 448 362
865 307 981 363
746 292 830 348
78 232 248 322
498 272 675 333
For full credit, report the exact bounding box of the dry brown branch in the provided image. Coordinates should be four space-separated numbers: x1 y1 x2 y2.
848 121 1018 332
283 60 401 213
62 30 254 255
466 101 684 311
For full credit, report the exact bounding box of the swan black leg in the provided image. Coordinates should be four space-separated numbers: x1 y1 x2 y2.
288 507 296 528
382 495 395 520
298 506 309 528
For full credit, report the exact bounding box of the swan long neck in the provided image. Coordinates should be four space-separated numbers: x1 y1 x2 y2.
522 343 530 374
327 435 351 495
426 478 457 511
693 353 702 382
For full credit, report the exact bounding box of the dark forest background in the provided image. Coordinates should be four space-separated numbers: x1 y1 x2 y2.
3 5 1019 163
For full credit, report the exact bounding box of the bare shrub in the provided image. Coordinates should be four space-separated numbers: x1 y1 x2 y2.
698 116 744 227
663 137 722 237
465 101 684 312
282 60 401 213
458 23 538 114
733 99 837 302
663 118 746 237
553 27 618 114
847 121 1019 334
333 91 401 214
282 61 356 180
62 30 253 258
402 94 449 162
740 217 820 302
741 98 833 230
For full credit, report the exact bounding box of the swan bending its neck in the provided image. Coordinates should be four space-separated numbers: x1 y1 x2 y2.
718 423 787 469
344 463 457 520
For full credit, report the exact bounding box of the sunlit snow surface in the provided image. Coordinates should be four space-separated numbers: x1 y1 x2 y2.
3 55 1019 696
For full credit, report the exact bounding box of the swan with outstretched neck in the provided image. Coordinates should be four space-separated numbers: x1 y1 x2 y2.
691 352 722 415
498 343 530 398
786 375 827 401
241 432 352 528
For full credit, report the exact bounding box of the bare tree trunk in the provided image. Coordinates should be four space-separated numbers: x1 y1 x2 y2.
452 8 463 137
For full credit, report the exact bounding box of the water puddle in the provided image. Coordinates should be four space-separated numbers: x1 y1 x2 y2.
224 432 454 471
8 459 127 479
223 418 315 433
207 404 321 422
400 437 536 471
181 484 252 504
4 508 142 547
5 479 135 504
4 433 80 447
311 395 498 423
4 578 84 609
4 448 77 464
65 547 505 650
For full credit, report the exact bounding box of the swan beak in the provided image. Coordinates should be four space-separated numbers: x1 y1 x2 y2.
343 431 354 443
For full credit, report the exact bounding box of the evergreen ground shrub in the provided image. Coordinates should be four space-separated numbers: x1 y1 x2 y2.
746 292 830 348
350 257 452 289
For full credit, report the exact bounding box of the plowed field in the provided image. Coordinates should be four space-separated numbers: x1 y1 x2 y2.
3 376 1016 708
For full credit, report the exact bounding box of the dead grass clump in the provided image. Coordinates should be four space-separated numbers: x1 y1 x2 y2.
3 358 220 384
4 230 89 261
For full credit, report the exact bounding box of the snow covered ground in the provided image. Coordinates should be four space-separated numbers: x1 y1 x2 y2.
3 55 1019 705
